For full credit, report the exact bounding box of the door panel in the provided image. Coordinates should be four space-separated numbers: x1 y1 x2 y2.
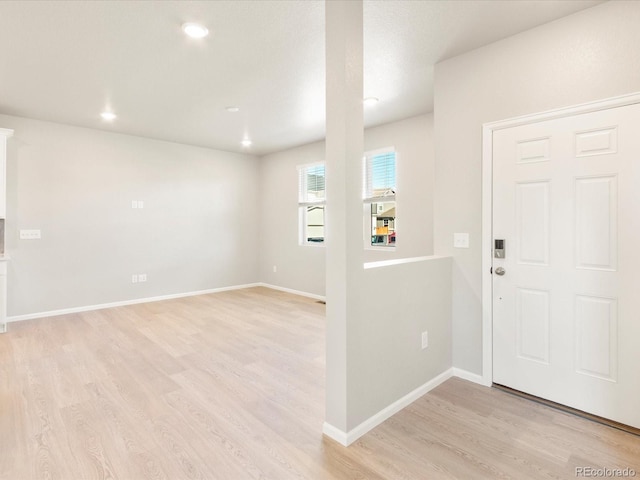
575 175 617 271
492 103 640 428
516 288 550 364
515 181 550 266
575 294 618 382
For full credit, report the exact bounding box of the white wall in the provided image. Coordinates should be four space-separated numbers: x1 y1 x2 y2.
2 114 260 317
258 140 327 296
363 115 435 262
323 2 450 442
259 113 434 296
433 1 640 374
347 256 452 429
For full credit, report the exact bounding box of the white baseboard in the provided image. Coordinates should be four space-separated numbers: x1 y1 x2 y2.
7 283 262 323
258 283 326 301
452 367 491 386
7 282 324 323
323 368 454 447
322 422 349 446
6 282 323 324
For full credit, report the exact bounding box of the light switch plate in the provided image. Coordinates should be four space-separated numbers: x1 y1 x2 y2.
20 229 41 240
453 233 470 248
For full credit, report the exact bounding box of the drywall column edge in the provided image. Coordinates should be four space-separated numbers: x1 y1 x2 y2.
324 0 365 433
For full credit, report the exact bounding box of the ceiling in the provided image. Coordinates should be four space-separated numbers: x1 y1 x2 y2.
0 0 603 156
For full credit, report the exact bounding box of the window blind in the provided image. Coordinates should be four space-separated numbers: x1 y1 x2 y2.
364 150 396 201
298 163 326 205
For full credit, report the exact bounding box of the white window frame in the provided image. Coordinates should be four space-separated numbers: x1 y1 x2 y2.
363 147 397 250
297 162 326 246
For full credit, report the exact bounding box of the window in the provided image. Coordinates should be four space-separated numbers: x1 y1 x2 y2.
363 148 396 247
298 163 325 244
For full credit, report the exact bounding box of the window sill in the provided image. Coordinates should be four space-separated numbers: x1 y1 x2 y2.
364 255 446 270
301 242 325 248
365 246 397 252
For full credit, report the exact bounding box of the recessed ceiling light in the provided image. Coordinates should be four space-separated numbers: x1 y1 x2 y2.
100 111 117 121
226 106 240 113
364 97 379 106
241 139 252 148
182 23 209 39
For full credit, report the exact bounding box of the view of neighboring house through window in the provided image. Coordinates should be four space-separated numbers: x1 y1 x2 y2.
298 163 325 244
364 148 396 247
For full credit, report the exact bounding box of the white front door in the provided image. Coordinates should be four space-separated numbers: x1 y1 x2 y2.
492 102 640 428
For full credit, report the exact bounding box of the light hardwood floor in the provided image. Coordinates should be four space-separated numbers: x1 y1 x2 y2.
1 287 638 479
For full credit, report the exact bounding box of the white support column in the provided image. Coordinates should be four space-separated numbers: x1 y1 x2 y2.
324 0 364 438
0 128 12 333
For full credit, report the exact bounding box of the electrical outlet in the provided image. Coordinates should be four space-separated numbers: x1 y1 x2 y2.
138 201 144 209
139 274 147 282
421 331 428 349
132 200 138 209
273 265 277 273
20 229 41 240
131 274 138 283
453 233 470 248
